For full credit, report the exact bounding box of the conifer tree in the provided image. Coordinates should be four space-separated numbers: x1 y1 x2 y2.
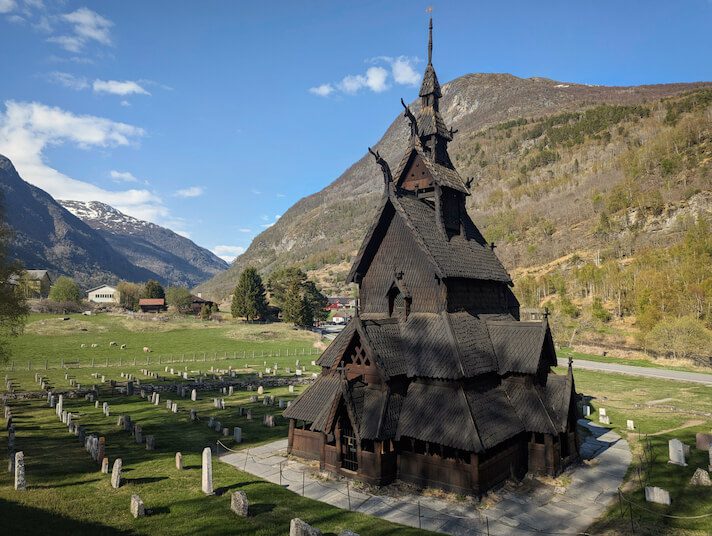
231 267 268 321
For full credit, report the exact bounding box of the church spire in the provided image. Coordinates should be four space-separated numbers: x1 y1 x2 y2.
428 16 433 65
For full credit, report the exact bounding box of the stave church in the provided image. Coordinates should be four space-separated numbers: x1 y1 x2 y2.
283 19 579 495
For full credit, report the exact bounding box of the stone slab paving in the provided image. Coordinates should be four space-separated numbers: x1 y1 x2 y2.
219 421 631 536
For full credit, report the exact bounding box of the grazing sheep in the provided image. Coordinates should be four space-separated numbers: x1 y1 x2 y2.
120 344 127 349
109 341 117 347
80 344 87 348
143 347 151 353
91 343 98 348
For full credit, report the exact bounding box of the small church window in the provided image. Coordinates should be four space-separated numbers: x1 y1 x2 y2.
388 287 410 320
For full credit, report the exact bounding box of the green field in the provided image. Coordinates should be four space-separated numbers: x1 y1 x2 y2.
2 313 711 535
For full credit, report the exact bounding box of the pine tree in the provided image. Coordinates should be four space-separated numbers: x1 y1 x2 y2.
282 280 303 324
231 267 268 321
296 295 314 327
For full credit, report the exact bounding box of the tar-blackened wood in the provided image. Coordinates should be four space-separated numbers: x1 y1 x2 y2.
283 18 579 496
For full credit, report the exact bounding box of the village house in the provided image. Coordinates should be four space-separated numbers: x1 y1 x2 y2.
326 297 355 311
17 269 52 299
189 294 216 314
284 20 579 496
87 284 119 304
138 298 167 313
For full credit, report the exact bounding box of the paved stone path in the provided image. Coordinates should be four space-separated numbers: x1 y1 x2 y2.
566 359 712 385
220 420 630 535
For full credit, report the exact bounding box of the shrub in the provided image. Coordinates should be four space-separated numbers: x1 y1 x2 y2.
591 297 611 322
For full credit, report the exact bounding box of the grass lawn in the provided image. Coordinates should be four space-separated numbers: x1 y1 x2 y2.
566 367 712 535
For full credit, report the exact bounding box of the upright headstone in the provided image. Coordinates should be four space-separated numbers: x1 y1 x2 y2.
154 393 160 406
191 389 197 401
172 402 178 414
14 451 25 490
288 385 295 394
101 457 109 474
201 447 213 495
668 438 687 466
175 452 183 470
130 494 145 518
145 435 155 451
234 427 242 443
695 432 712 451
228 386 234 396
134 425 143 444
599 415 610 425
111 458 122 488
190 409 197 421
230 490 249 516
97 437 106 464
689 468 712 487
626 420 635 431
644 486 671 505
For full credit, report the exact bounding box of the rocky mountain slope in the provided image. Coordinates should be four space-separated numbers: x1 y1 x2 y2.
196 73 712 299
59 200 228 287
0 154 158 288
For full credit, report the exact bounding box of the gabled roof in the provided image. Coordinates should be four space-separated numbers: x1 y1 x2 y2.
139 298 165 306
87 284 116 293
417 104 451 140
25 269 51 281
392 138 466 193
503 379 558 435
397 382 526 453
348 190 512 284
487 320 557 374
544 367 576 433
283 374 342 431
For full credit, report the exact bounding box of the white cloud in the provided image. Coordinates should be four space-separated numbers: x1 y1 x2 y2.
93 79 150 96
309 83 335 97
110 170 139 183
260 214 281 229
250 188 261 195
46 71 89 90
174 186 204 198
339 66 389 94
0 0 16 14
0 100 171 225
48 7 113 52
211 245 245 263
238 228 252 233
120 100 130 107
390 56 421 86
310 56 420 97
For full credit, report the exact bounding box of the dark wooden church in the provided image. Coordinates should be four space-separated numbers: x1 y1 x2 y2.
284 19 579 495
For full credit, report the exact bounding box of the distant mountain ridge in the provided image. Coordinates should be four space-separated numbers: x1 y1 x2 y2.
60 200 228 288
0 154 227 288
196 73 712 299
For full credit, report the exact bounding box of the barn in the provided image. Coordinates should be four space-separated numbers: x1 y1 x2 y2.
87 284 119 304
283 19 579 496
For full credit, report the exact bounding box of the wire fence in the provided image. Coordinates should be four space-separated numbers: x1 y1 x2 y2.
3 347 322 372
215 440 595 536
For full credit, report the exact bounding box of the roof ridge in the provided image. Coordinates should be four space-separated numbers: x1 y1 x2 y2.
440 311 466 378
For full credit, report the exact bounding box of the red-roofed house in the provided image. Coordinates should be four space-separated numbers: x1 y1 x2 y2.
139 298 167 313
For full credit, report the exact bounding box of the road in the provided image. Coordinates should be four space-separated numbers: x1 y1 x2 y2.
567 358 712 385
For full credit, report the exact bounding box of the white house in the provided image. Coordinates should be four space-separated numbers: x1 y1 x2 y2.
87 284 119 304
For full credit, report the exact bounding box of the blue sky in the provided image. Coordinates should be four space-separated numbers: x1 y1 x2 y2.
1 1 711 262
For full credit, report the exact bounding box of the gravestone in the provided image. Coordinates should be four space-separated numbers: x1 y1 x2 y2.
249 396 258 403
145 435 155 450
95 400 99 409
208 417 214 428
190 409 197 421
599 415 610 425
127 381 134 396
175 452 183 470
213 420 222 433
111 458 122 488
234 427 242 443
257 386 264 395
246 409 252 421
582 404 590 416
134 425 143 444
191 389 197 401
599 408 606 417
669 438 687 466
695 432 712 451
228 386 234 396
626 420 635 431
201 447 213 495
230 490 249 517
154 393 160 406
172 402 178 414
290 518 322 536
289 385 295 393
689 468 711 486
644 486 671 505
223 427 229 437
14 451 25 490
97 437 106 464
101 457 109 474
130 494 145 518
279 399 286 409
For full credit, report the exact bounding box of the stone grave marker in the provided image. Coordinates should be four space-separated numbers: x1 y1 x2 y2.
14 451 25 490
191 389 197 401
695 432 712 451
626 420 635 431
234 427 242 443
101 457 109 474
223 428 229 437
230 490 249 516
644 486 670 505
690 468 711 486
145 435 155 450
190 409 197 421
110 459 122 488
599 415 610 425
599 408 606 417
582 405 590 417
290 518 322 536
669 438 687 466
175 452 183 470
257 386 264 395
130 494 145 518
201 447 213 495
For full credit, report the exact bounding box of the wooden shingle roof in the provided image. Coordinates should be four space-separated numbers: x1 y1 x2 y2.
282 374 342 431
487 320 557 374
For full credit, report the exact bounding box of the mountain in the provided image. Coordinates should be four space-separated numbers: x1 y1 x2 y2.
196 73 712 299
0 154 159 288
59 200 228 288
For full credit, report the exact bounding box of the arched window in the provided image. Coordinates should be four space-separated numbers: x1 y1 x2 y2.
388 286 410 320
